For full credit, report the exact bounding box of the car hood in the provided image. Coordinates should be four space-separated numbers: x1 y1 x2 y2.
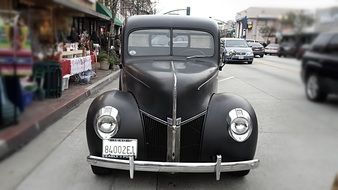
123 59 218 121
224 47 252 53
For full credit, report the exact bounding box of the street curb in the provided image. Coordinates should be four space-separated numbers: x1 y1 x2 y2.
0 71 120 160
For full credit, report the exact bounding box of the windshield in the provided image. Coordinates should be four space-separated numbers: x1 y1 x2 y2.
128 29 214 57
249 43 263 47
226 40 248 47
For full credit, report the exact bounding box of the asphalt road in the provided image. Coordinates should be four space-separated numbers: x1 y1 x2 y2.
1 55 338 190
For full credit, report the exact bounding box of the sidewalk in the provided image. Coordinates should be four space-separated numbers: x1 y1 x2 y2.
0 69 120 160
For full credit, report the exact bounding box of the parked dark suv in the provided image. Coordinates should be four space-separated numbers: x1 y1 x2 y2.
301 33 338 102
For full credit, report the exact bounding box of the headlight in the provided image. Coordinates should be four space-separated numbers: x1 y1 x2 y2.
228 108 252 142
95 106 119 140
246 51 253 56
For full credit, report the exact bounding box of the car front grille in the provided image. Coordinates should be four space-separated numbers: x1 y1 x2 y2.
142 114 205 162
142 114 167 161
180 115 205 162
235 52 246 55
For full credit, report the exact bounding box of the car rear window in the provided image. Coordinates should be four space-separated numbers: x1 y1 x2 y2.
312 33 333 47
249 43 263 47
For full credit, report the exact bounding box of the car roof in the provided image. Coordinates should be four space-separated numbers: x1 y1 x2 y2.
124 15 219 35
221 38 245 41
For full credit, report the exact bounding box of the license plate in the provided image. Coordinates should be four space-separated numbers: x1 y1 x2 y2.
238 55 244 59
102 139 137 158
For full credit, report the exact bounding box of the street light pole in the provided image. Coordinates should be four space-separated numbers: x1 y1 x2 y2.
163 7 190 15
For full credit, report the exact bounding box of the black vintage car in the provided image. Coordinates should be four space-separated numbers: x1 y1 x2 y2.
301 32 338 102
86 15 259 180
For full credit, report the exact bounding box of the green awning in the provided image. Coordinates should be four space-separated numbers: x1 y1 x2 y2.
96 2 112 18
114 17 123 26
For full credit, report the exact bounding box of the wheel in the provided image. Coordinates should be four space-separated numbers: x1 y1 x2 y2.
260 54 264 58
248 61 253 64
228 170 250 177
278 54 281 57
91 165 112 175
305 74 327 102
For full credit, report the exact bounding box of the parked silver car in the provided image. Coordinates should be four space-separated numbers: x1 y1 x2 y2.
221 38 254 64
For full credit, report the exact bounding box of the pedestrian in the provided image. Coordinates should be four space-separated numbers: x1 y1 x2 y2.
69 26 79 43
91 31 100 45
114 35 121 58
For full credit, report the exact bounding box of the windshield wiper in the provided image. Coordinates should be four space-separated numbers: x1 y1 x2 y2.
186 55 209 59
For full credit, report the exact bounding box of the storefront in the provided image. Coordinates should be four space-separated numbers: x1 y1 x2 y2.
0 0 113 126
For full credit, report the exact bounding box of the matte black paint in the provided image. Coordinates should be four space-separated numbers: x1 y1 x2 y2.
86 90 146 159
122 60 218 121
201 93 258 162
87 15 258 163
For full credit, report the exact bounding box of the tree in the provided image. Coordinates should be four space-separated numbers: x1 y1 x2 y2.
281 11 314 45
123 0 154 15
281 11 314 34
259 25 277 43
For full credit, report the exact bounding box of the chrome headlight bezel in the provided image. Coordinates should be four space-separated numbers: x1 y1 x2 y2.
94 106 120 140
228 108 252 142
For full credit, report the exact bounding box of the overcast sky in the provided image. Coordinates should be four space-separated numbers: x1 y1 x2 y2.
155 0 338 21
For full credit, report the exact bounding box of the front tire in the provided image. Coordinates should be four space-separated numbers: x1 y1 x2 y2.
305 74 327 102
260 54 264 58
91 165 112 175
248 61 253 64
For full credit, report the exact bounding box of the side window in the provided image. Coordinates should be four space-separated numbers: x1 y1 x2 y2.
312 34 332 53
327 34 338 53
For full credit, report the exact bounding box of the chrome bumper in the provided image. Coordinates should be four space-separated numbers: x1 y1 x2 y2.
87 155 259 180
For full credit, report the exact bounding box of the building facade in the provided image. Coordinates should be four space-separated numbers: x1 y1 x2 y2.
235 7 301 43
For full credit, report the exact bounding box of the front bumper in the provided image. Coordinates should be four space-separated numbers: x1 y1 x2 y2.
87 155 259 180
225 55 253 62
253 51 264 55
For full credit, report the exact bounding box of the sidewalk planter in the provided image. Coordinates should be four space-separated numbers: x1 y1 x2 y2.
100 60 110 70
97 52 109 70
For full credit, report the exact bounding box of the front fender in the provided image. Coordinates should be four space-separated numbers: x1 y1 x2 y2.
201 93 258 162
86 90 145 159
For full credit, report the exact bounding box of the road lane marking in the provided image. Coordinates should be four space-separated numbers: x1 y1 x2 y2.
257 59 299 73
218 76 234 82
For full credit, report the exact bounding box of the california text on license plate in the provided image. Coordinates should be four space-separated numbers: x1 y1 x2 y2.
238 55 244 59
102 139 137 158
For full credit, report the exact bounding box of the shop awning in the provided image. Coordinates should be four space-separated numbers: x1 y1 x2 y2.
114 17 123 26
53 0 111 21
96 2 112 18
96 2 123 26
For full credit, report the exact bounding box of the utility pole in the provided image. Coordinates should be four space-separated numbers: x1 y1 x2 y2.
186 7 190 15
